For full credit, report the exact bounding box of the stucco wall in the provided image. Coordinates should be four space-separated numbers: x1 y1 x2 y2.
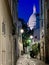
0 0 14 65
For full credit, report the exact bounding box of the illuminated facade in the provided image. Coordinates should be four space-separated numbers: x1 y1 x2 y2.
27 5 36 30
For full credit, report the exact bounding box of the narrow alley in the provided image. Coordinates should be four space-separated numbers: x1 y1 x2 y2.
0 0 49 65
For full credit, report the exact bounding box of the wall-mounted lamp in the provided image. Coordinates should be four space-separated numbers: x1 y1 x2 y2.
30 35 33 39
20 29 24 34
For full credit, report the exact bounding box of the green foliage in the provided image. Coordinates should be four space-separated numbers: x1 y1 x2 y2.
22 22 34 47
23 38 31 47
38 43 40 52
32 44 39 55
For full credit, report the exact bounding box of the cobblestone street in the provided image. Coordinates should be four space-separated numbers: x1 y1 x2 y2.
16 55 49 65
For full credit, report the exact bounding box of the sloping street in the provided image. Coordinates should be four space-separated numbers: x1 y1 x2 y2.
16 54 48 65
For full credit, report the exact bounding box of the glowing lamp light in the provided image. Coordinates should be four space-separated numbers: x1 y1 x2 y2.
30 35 33 39
20 29 24 33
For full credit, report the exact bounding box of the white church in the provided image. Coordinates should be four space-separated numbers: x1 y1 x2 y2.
27 5 36 30
27 5 40 43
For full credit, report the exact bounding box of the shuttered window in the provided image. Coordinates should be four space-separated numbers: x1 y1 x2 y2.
2 22 5 34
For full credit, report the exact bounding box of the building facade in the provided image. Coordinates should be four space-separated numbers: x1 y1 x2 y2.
0 0 16 65
33 28 40 42
40 0 49 63
8 0 23 59
17 20 23 56
8 0 22 61
44 0 49 63
40 0 45 61
0 0 23 65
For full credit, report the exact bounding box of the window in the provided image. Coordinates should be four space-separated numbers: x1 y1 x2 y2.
41 20 43 27
2 22 5 34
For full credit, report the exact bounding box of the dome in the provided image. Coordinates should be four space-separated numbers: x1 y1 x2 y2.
27 13 36 30
27 5 36 30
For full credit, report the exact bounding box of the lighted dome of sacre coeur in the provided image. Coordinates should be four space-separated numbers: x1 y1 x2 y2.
27 5 36 30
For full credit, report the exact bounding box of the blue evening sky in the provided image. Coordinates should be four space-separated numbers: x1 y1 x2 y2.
17 0 40 23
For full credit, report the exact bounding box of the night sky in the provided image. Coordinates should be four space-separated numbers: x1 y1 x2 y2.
17 0 40 28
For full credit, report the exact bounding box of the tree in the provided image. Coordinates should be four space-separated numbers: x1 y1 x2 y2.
18 18 34 53
22 21 34 47
31 43 39 57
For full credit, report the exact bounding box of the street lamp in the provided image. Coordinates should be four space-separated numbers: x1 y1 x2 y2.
20 29 24 34
30 35 33 39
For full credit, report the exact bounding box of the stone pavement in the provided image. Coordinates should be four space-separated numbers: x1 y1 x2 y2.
16 54 49 65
